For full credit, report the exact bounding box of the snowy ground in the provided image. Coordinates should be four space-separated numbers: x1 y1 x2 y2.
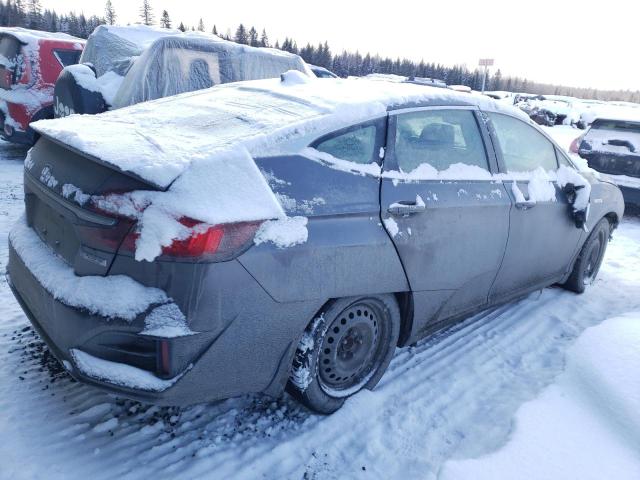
0 126 639 479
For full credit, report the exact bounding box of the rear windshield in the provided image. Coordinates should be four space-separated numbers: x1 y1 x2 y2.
584 119 640 154
590 119 640 133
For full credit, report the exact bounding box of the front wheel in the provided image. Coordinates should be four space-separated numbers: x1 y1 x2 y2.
563 218 610 293
287 295 400 414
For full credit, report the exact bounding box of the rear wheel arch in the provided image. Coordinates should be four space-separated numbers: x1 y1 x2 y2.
394 291 414 347
286 294 401 413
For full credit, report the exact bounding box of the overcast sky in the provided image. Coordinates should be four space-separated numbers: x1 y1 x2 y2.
49 0 639 91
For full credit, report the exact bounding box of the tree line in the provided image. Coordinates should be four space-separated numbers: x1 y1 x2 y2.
0 0 637 103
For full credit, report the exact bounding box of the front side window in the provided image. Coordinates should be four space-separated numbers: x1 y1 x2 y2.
315 125 377 164
394 109 489 173
488 112 558 172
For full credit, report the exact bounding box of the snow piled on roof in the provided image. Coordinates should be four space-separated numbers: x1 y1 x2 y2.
99 24 181 48
440 312 640 480
31 76 519 261
0 26 84 46
32 76 502 187
9 216 167 320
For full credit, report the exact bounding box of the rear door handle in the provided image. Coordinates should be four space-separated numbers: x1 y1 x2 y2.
515 200 537 210
388 200 426 215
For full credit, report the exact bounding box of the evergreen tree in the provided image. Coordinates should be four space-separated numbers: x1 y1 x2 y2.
211 24 218 36
248 26 258 46
14 0 26 26
177 21 185 32
26 0 42 29
104 0 116 25
234 23 248 44
197 18 204 32
160 10 171 28
491 69 502 90
259 28 269 47
139 0 154 26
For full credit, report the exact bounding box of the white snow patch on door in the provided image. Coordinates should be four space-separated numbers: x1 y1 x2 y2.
254 216 308 248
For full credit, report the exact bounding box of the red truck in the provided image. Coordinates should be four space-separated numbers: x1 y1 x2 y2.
0 27 84 145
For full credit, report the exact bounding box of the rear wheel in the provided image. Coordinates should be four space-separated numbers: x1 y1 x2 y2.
563 218 610 293
287 295 400 414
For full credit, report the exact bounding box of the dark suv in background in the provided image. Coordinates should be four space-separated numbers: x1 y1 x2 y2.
572 117 640 206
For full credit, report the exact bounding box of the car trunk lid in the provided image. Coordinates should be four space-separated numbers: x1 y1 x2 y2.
24 136 158 276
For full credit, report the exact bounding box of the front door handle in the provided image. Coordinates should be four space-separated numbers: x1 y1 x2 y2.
515 200 537 210
388 200 426 215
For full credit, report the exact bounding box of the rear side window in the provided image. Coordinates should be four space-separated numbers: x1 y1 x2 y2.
53 49 81 68
315 125 377 164
394 109 489 173
488 112 558 172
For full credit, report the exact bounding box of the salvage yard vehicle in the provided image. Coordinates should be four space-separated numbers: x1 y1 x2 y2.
54 27 311 117
308 64 338 78
7 75 624 414
572 116 640 206
516 95 580 127
53 24 179 117
0 27 83 144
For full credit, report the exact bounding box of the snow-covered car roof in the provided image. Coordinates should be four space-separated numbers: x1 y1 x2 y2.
80 24 180 77
33 74 523 189
111 32 311 109
31 73 530 262
0 27 84 46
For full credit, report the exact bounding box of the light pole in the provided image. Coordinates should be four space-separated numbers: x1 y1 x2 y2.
478 58 494 93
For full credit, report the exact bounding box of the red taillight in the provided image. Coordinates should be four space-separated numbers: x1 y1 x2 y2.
0 68 13 89
121 217 262 260
161 220 225 258
569 136 582 154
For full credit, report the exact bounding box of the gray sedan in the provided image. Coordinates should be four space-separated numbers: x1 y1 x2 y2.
7 79 624 413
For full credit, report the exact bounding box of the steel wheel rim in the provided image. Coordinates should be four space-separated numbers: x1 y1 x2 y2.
318 302 383 394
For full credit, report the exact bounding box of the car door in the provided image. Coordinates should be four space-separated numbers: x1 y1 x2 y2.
380 106 511 340
486 112 585 302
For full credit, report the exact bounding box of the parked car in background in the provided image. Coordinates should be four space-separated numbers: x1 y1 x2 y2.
308 64 338 78
0 27 83 144
405 76 447 88
53 25 178 117
54 27 311 117
8 76 623 414
482 90 515 104
572 116 640 206
516 95 580 127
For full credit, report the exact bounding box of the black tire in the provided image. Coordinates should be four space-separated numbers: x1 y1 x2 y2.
563 218 610 293
287 295 400 414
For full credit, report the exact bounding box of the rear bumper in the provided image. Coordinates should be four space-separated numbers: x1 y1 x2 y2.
6 243 211 404
598 173 640 206
7 225 322 406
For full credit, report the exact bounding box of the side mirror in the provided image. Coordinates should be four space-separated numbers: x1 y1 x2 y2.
562 183 587 229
